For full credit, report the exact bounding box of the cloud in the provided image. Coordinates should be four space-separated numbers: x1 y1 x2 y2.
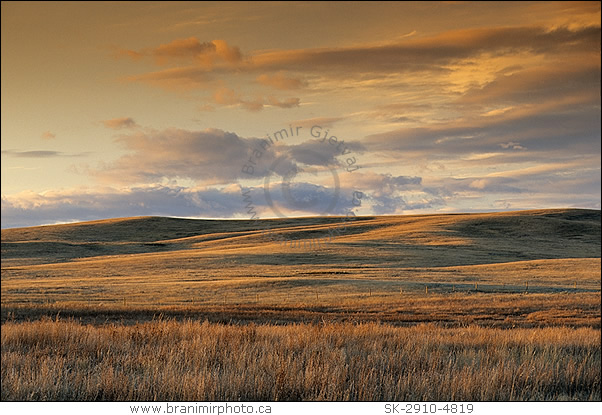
152 37 216 64
256 72 305 90
420 163 600 209
3 156 598 228
2 150 62 158
116 24 599 118
0 179 363 228
338 171 420 190
1 150 87 158
363 102 601 160
267 96 300 109
0 181 354 228
41 131 56 140
500 142 525 150
285 139 365 167
102 117 139 130
458 63 600 107
118 38 243 68
212 87 241 105
291 117 346 129
211 87 299 111
92 128 269 184
124 67 213 91
250 26 599 75
1 185 245 229
79 112 598 221
370 193 446 215
212 87 264 111
122 26 598 81
90 126 365 186
335 171 435 215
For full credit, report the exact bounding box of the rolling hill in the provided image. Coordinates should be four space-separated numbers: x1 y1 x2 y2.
1 208 600 326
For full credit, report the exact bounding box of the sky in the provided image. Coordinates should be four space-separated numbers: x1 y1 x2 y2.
1 1 600 228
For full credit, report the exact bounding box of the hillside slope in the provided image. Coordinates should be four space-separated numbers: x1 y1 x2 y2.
2 209 599 266
1 209 600 325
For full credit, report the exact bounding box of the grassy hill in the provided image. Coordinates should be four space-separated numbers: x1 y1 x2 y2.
1 208 600 326
1 209 600 401
2 208 599 264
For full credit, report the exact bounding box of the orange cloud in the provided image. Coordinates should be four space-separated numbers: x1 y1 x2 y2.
256 72 305 90
211 39 242 64
212 87 299 111
249 26 599 72
154 37 214 63
212 87 240 105
120 25 599 94
41 131 56 140
102 117 139 130
125 67 212 91
118 38 243 69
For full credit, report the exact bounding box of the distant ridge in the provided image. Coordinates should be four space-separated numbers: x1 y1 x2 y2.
1 209 599 268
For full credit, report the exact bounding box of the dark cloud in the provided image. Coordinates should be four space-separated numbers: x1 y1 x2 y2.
1 186 244 229
93 128 272 184
3 161 598 228
92 127 363 185
458 64 600 107
0 182 355 228
286 139 365 167
420 165 601 211
371 194 446 215
363 104 601 159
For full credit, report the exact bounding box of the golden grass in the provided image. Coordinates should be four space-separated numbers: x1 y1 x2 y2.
2 292 600 329
2 319 600 401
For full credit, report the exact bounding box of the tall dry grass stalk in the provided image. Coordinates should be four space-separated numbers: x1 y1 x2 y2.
2 319 600 401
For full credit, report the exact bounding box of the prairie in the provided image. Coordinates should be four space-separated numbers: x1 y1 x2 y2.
2 319 600 401
1 209 600 400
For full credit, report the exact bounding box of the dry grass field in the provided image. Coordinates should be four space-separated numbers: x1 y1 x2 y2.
2 319 599 401
1 208 601 400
